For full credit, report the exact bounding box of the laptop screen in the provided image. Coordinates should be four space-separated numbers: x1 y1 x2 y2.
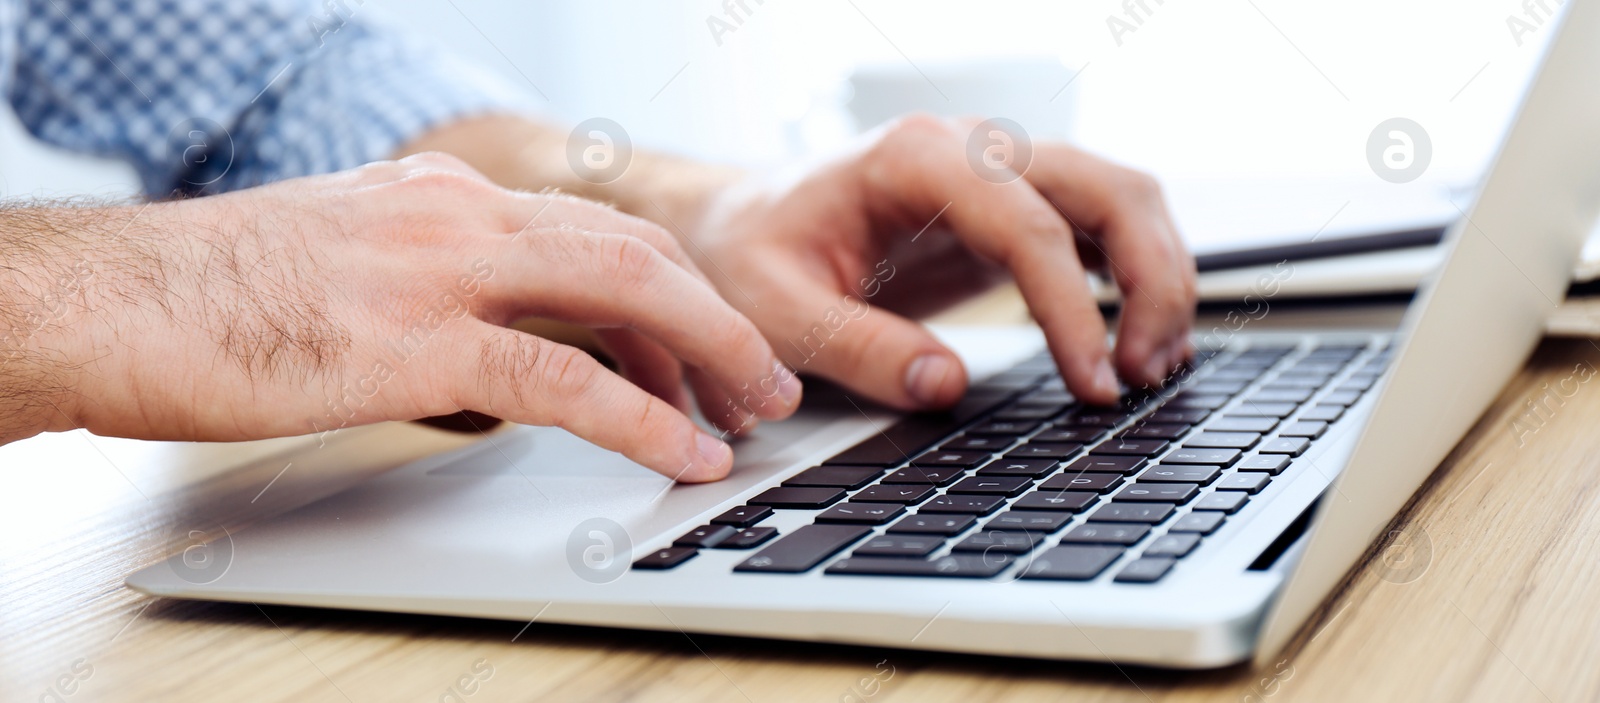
1255 0 1600 664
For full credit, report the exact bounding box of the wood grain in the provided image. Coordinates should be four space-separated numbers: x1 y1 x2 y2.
5 315 1599 702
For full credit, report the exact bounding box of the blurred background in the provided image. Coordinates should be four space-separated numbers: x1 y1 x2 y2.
0 0 1559 253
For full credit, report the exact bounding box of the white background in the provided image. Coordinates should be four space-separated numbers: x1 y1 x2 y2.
0 0 1562 248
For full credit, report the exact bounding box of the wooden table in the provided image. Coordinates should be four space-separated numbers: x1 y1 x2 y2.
6 305 1600 702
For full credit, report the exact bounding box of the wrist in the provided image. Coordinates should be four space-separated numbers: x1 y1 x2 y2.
0 204 152 440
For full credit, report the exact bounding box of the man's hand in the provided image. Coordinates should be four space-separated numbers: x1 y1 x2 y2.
0 153 800 481
689 115 1197 412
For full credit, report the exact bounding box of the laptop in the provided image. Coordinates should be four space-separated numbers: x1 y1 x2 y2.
127 1 1600 668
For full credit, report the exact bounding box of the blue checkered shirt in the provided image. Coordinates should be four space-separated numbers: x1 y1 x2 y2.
1 0 529 197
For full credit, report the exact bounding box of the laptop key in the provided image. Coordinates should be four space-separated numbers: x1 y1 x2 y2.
783 465 883 489
1148 408 1209 424
815 502 906 525
852 535 943 558
985 510 1073 532
1020 545 1124 580
993 405 1060 421
1165 394 1231 410
968 420 1041 436
1299 404 1345 421
939 435 1012 453
1279 420 1328 438
953 530 1044 553
1184 432 1261 450
749 487 847 509
948 476 1033 497
1089 503 1174 523
1216 473 1270 493
976 458 1057 478
887 514 977 535
1118 423 1190 440
1005 443 1084 460
1065 455 1147 474
1059 409 1129 427
1039 472 1123 493
1259 437 1310 456
1265 376 1326 389
1143 533 1201 557
826 554 1015 578
633 547 698 570
1237 455 1292 474
1163 448 1241 466
1114 557 1177 583
1033 427 1105 443
1247 388 1314 403
921 494 1007 514
1061 523 1150 545
1320 390 1362 406
822 403 998 466
1097 439 1170 456
714 527 779 549
1208 416 1278 432
1138 465 1221 484
1231 402 1298 418
853 484 936 504
1169 511 1226 534
1194 491 1249 513
1013 490 1099 512
1113 483 1198 503
1188 380 1247 395
911 450 991 468
733 524 872 573
883 467 966 486
674 525 737 548
712 505 773 528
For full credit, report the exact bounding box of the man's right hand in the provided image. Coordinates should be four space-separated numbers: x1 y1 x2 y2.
0 153 800 482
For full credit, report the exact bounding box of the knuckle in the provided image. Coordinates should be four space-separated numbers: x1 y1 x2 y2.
355 159 410 182
598 234 664 290
477 332 546 412
886 112 950 140
400 168 492 195
400 150 474 173
1121 170 1163 202
538 344 601 403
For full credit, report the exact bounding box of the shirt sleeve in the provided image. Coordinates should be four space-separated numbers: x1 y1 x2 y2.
9 0 534 198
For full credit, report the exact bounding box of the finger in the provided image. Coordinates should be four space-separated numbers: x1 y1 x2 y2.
1020 144 1197 387
502 194 717 289
759 262 967 410
857 115 1120 404
478 230 801 420
686 366 759 437
454 325 732 482
594 328 690 412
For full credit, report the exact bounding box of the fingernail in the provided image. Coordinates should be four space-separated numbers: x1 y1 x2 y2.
695 431 731 475
775 361 802 407
905 354 955 406
1094 359 1120 399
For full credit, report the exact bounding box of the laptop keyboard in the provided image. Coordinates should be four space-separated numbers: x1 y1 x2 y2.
632 339 1392 584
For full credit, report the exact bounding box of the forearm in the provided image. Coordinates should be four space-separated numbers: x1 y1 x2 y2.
395 114 743 242
0 205 142 442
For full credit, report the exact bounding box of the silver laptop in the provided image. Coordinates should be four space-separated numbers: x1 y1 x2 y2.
128 1 1600 668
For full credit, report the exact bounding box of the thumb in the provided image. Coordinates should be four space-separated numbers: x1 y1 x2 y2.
776 279 967 410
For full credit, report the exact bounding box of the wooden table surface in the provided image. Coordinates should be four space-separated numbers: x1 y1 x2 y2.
6 305 1600 702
